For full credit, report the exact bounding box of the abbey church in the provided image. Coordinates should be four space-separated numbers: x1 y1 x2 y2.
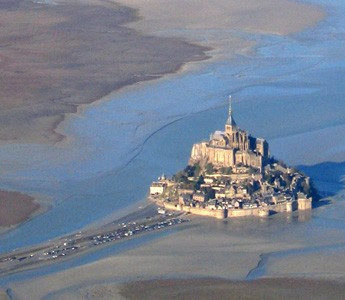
189 98 269 170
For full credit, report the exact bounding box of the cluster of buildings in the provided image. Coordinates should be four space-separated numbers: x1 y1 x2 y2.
149 97 315 219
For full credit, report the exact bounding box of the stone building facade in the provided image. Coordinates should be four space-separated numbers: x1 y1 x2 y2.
190 98 269 170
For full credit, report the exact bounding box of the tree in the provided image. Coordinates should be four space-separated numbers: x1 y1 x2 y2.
184 165 195 177
194 175 205 190
205 163 215 174
248 167 259 175
268 156 278 164
172 171 188 183
201 187 215 199
301 179 319 200
264 174 274 185
193 163 201 178
220 167 232 175
309 180 320 200
281 173 292 187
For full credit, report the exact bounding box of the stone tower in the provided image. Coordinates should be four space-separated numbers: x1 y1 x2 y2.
224 96 249 151
225 95 237 135
189 96 269 170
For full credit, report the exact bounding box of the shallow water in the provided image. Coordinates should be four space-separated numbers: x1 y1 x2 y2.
0 226 179 286
0 0 345 280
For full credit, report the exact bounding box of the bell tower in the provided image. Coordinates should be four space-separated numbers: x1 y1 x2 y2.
225 95 237 134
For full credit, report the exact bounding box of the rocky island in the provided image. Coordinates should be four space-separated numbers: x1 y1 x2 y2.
150 97 317 219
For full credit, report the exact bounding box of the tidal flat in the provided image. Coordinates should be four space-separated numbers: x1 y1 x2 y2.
0 0 208 144
1 0 345 298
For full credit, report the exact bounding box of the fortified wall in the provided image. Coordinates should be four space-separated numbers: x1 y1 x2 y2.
161 200 308 220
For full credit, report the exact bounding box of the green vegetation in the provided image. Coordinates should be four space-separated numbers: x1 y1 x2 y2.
205 163 215 174
201 186 215 199
267 156 278 164
220 166 232 174
182 163 201 178
248 167 259 175
194 175 205 190
263 173 275 185
241 181 260 195
281 173 292 187
172 171 188 184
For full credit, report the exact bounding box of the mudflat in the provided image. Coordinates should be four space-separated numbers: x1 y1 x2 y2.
119 0 325 59
119 277 345 300
0 290 7 300
0 190 39 227
0 0 208 143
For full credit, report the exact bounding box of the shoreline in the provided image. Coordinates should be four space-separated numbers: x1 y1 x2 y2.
0 188 52 237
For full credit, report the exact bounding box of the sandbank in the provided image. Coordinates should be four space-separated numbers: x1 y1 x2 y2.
0 190 39 228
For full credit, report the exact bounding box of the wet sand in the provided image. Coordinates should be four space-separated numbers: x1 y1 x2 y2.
0 0 208 144
0 190 39 228
118 0 325 60
0 290 7 300
0 203 188 279
0 215 308 298
0 0 325 144
0 0 335 297
5 204 345 299
118 278 345 300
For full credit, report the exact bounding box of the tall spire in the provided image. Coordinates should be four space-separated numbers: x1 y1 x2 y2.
226 95 236 126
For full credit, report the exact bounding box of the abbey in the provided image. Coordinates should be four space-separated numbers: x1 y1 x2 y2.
149 96 317 220
190 97 269 170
